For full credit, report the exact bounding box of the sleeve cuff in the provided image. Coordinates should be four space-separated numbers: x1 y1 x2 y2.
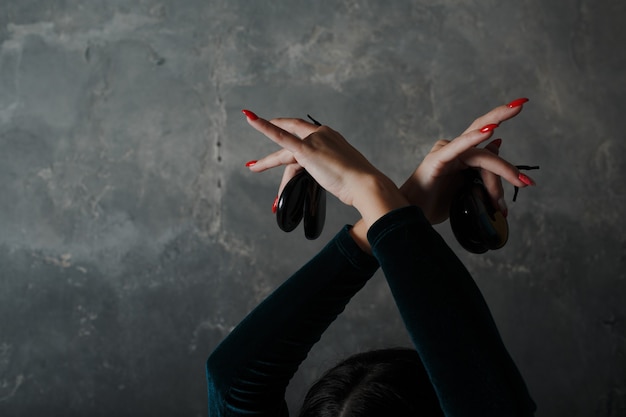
335 225 380 272
367 206 430 249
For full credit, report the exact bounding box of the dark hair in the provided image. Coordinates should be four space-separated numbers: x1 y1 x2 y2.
299 348 444 417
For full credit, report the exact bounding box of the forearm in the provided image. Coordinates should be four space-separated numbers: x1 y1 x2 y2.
206 226 379 417
368 206 536 417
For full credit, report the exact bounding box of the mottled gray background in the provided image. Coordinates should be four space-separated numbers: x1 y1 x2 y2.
1 0 624 416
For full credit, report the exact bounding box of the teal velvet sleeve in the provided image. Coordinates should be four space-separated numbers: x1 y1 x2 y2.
206 225 380 417
206 206 536 417
368 206 536 417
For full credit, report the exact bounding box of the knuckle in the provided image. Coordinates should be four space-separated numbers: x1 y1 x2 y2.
472 115 486 126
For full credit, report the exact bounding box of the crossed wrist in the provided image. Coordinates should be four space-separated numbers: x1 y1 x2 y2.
352 173 409 228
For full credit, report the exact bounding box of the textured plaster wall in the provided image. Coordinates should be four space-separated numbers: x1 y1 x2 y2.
0 1 624 416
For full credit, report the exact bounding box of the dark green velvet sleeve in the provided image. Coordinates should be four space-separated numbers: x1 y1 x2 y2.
206 206 536 417
206 226 380 417
368 206 536 417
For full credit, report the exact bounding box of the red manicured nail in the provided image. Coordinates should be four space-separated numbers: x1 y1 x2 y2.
242 109 259 120
518 173 536 186
245 160 257 167
480 123 499 133
490 138 503 149
272 196 279 213
507 98 529 108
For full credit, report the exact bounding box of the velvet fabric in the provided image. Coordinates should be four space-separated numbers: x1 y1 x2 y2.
206 206 536 416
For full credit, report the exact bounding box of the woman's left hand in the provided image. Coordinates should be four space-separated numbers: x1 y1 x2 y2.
244 115 335 199
242 110 408 227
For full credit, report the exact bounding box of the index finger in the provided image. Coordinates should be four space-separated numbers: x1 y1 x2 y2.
462 98 529 135
242 110 304 154
270 118 319 139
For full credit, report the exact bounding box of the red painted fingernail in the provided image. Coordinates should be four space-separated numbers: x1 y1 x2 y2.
507 97 529 108
245 160 257 167
272 196 279 213
480 123 499 133
242 109 259 120
518 173 536 186
490 138 503 149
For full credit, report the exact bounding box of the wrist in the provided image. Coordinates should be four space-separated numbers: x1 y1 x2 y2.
352 173 410 228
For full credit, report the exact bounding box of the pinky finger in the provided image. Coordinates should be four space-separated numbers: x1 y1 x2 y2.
277 163 304 197
481 139 507 216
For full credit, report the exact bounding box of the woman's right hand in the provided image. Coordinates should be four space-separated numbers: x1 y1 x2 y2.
350 98 537 252
400 98 536 224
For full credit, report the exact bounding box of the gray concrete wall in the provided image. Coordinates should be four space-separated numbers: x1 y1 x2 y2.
1 1 624 416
